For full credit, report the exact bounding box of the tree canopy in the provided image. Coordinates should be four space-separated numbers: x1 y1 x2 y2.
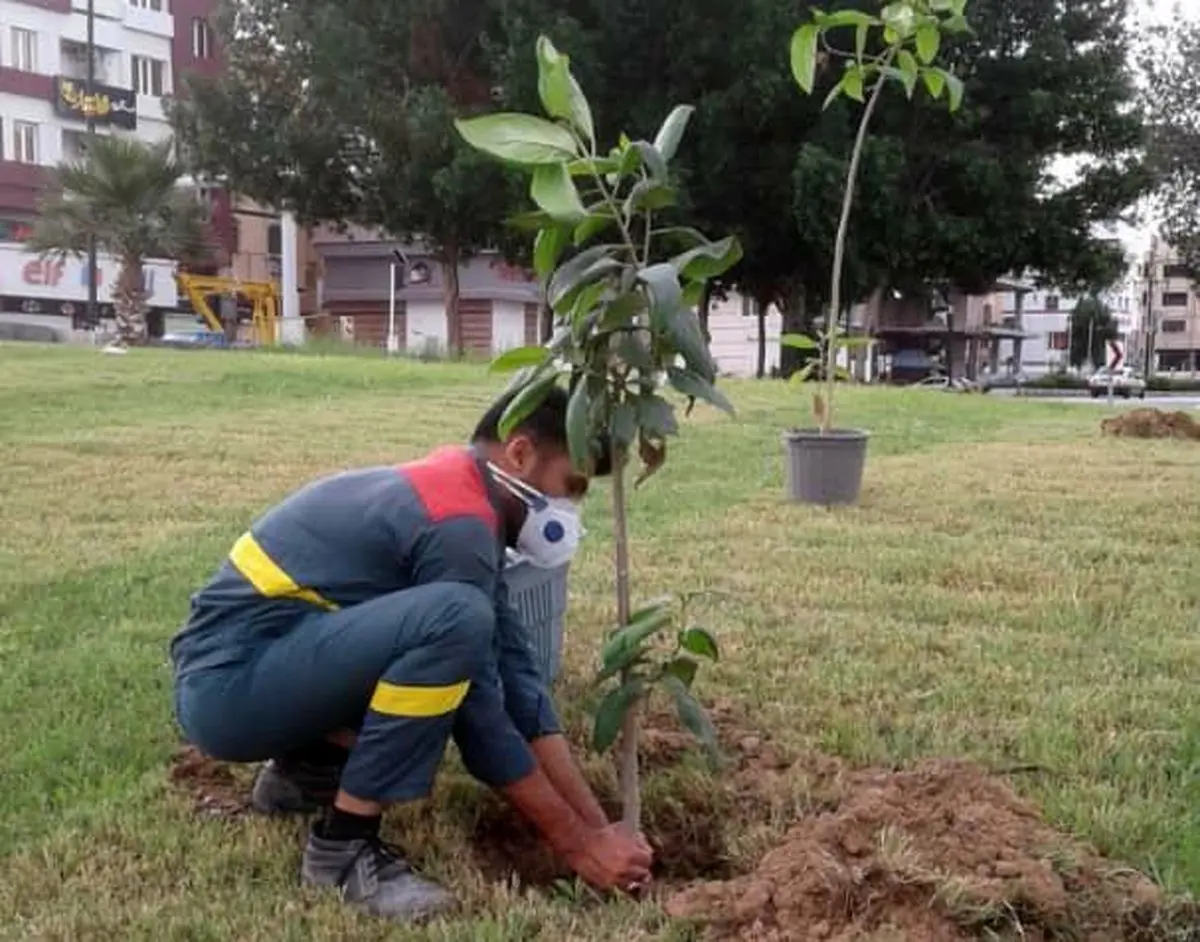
1068 296 1118 370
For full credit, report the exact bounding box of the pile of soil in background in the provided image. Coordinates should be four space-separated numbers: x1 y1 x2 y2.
665 759 1198 941
1101 408 1200 441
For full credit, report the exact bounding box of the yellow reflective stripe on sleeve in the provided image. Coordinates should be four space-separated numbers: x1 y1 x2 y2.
369 680 471 718
228 532 339 611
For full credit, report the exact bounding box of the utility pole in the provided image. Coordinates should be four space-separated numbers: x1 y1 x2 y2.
85 0 98 328
1143 242 1156 377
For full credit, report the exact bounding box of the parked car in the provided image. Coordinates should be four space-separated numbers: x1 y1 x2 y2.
978 370 1031 393
1087 367 1146 399
911 374 979 393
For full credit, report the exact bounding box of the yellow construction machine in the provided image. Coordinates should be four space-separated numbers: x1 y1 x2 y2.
175 273 280 345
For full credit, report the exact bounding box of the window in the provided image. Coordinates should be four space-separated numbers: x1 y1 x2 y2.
13 121 37 164
132 55 166 96
266 223 282 256
1048 331 1069 351
1161 319 1187 333
11 27 36 73
1163 263 1191 280
1162 291 1189 308
191 18 212 58
129 0 164 10
1044 295 1060 311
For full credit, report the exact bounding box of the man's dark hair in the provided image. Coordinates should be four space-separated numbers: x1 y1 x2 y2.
472 384 612 476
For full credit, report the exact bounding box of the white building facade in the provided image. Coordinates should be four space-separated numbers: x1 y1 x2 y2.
1001 283 1138 375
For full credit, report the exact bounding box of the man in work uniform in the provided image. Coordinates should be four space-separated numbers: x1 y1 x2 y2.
169 386 653 922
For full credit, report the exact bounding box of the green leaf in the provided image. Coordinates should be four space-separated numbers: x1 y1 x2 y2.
942 13 971 34
666 366 735 416
842 65 865 103
531 163 587 222
679 627 719 661
780 333 819 350
535 35 595 145
669 236 743 282
880 2 916 39
592 678 645 753
609 402 637 447
670 309 717 382
837 334 877 350
941 69 964 111
624 180 677 215
566 157 620 177
638 262 684 330
454 113 580 166
855 22 869 61
489 345 549 374
506 210 556 231
662 656 698 690
790 24 820 93
498 372 559 438
632 141 668 181
787 360 821 386
614 332 654 372
573 213 614 246
652 104 695 163
565 380 591 469
598 608 673 680
896 50 919 97
630 595 675 622
598 291 644 329
533 226 569 280
653 226 711 250
815 9 877 28
636 393 679 439
662 676 720 762
915 23 940 64
547 244 621 309
920 67 946 100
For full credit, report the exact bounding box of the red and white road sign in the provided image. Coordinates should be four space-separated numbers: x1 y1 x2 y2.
1108 339 1123 370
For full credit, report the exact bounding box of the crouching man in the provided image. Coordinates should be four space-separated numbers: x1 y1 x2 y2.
168 387 652 922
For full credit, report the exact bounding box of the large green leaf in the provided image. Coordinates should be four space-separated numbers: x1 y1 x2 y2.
489 345 550 373
679 626 719 661
573 213 615 246
666 366 735 416
565 379 592 469
780 333 819 350
624 180 676 215
941 69 965 111
636 393 679 439
669 236 743 282
454 114 580 165
531 163 587 222
609 401 637 447
592 679 645 753
547 244 622 309
651 104 695 163
915 23 940 64
498 372 559 438
662 675 720 762
632 141 668 181
790 24 820 93
662 656 698 690
535 36 595 145
638 263 684 331
667 309 717 382
533 226 569 280
598 608 673 679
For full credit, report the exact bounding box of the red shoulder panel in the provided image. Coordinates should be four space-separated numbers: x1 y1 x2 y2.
398 446 499 531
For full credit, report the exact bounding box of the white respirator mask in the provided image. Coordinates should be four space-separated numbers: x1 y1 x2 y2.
488 463 584 569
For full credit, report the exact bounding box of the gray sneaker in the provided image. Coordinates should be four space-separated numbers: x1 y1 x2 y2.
251 758 341 815
301 830 457 922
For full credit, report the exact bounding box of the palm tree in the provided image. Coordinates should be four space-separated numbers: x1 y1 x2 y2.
26 135 211 346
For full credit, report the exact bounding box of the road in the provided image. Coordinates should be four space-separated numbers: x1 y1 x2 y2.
990 390 1200 408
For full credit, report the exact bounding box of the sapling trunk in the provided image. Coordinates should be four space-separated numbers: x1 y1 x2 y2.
609 444 642 829
823 51 894 434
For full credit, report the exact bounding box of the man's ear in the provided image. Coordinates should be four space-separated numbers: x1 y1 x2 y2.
502 432 538 474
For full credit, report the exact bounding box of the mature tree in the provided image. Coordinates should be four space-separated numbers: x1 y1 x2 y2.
1068 296 1118 370
1141 15 1200 277
169 0 523 353
27 135 210 346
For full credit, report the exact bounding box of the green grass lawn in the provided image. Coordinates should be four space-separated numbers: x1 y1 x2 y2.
1 342 1198 940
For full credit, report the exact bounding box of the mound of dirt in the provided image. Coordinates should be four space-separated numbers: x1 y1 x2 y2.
167 745 251 817
666 759 1189 941
1101 408 1200 440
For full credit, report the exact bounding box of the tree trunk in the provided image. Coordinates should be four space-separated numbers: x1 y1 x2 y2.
610 446 641 830
752 293 768 379
112 258 148 346
776 281 810 378
539 300 553 343
440 249 462 356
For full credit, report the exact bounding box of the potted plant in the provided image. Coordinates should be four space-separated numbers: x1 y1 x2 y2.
782 0 970 505
456 37 741 829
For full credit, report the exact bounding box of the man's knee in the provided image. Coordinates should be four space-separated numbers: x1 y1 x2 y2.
405 582 495 654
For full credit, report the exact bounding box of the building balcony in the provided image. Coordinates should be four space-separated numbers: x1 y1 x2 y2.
0 67 54 100
0 161 48 215
71 0 123 19
124 4 174 38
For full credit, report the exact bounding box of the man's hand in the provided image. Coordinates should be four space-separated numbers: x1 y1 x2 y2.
564 823 654 892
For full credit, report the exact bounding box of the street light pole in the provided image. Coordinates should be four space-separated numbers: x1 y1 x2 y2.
85 0 98 328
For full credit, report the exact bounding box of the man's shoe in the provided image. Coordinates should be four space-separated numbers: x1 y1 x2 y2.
301 830 457 922
251 758 341 815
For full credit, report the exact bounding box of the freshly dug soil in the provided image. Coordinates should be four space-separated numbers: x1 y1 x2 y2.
1101 408 1200 440
665 759 1196 941
167 745 252 817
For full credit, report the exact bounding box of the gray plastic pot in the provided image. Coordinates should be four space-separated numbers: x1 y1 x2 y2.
504 554 570 684
782 428 870 505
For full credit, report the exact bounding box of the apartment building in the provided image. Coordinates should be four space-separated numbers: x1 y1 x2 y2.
0 0 234 332
1001 284 1138 375
1140 236 1200 373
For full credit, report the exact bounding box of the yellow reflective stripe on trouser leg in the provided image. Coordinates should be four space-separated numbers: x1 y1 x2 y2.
369 680 472 718
228 532 338 611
